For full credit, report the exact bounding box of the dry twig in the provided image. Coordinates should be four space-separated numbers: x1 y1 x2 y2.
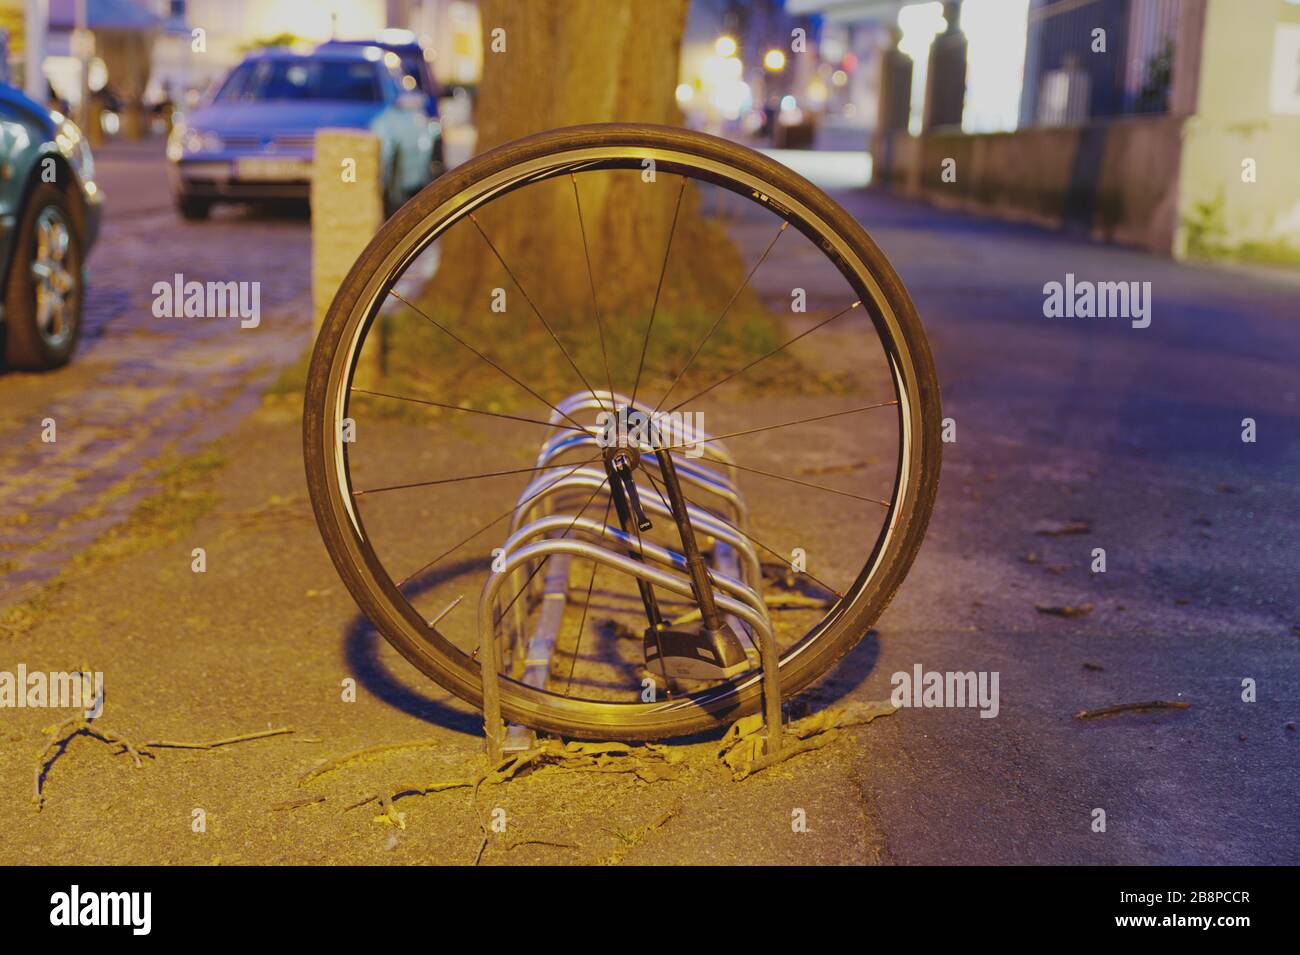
1073 700 1190 720
33 717 293 810
298 738 441 786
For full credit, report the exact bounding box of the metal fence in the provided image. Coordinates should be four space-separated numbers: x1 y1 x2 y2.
1019 0 1181 127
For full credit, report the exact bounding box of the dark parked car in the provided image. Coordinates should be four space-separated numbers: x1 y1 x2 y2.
0 83 102 370
316 34 444 174
166 45 440 220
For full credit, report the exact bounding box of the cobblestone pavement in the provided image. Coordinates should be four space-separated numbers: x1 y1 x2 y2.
0 143 314 607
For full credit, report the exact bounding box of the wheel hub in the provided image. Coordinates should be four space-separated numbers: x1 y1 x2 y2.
30 206 75 347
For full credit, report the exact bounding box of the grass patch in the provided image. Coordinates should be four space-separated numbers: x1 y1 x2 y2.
365 302 851 422
71 450 225 569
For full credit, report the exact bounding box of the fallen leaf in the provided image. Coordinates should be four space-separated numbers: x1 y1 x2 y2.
1036 603 1094 618
718 700 897 778
795 459 869 476
1035 520 1091 536
373 806 407 829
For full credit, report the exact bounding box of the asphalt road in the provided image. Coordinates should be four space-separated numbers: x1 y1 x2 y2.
812 188 1298 864
0 145 1294 865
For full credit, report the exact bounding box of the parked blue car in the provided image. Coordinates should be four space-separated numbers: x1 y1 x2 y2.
0 83 102 370
166 45 439 220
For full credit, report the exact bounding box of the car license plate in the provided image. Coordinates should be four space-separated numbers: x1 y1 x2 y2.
235 158 309 181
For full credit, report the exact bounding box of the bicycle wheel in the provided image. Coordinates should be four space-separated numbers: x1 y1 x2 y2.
304 123 941 741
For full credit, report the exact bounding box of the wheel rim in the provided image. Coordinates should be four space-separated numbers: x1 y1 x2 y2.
308 129 936 736
31 206 77 349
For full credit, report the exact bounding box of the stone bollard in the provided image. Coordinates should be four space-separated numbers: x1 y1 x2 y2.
312 129 384 385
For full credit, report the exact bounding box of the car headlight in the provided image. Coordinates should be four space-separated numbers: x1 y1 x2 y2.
187 129 223 153
166 122 185 161
168 125 222 160
55 118 95 181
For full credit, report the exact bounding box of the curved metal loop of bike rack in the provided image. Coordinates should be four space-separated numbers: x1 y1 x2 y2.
479 538 781 761
499 466 765 666
548 390 738 464
515 390 752 624
531 430 749 530
478 391 779 759
545 391 742 496
497 513 770 623
504 467 763 614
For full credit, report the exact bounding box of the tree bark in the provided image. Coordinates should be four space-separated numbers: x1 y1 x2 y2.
475 0 688 152
409 0 770 404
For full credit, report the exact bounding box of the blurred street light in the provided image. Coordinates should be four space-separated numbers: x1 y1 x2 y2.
711 79 751 120
714 35 737 57
763 49 786 72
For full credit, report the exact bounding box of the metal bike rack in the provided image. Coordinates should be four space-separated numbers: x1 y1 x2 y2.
476 390 782 760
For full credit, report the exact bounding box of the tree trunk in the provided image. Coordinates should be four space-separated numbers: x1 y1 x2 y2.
407 0 775 406
474 0 687 152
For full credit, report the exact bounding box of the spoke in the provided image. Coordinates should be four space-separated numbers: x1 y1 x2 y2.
685 451 891 507
653 221 788 413
353 460 583 497
661 400 898 452
395 453 601 588
668 299 861 413
571 173 616 405
630 176 688 410
387 289 588 433
468 212 606 413
650 458 844 611
428 594 463 628
564 493 614 695
352 387 589 434
725 519 845 601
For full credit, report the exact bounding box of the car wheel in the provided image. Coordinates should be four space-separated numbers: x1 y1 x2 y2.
3 184 83 371
177 194 212 220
